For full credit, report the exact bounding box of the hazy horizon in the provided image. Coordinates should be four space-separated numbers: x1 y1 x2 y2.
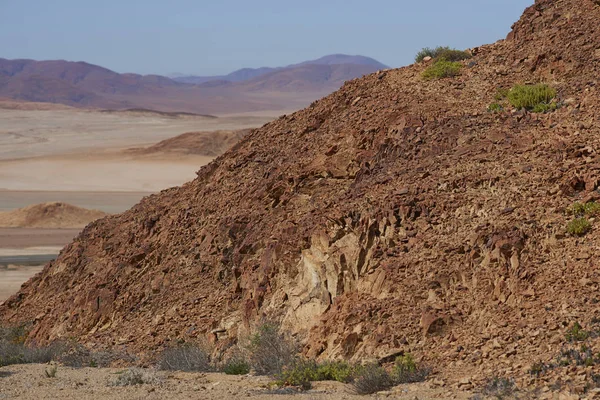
1 0 533 76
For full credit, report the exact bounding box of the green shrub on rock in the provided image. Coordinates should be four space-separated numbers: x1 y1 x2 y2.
422 59 463 80
507 84 557 112
415 46 471 62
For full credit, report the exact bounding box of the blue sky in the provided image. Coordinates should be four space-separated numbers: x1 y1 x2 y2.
0 0 533 76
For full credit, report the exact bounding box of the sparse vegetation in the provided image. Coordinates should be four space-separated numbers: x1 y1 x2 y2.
567 217 592 236
0 324 66 367
247 322 297 376
110 367 161 386
529 361 552 377
393 354 428 383
557 345 598 366
415 46 471 62
565 322 591 342
570 201 600 217
507 84 557 112
488 103 504 113
481 376 517 399
157 343 212 372
223 357 251 375
59 343 134 368
276 360 358 389
352 363 395 395
422 59 463 80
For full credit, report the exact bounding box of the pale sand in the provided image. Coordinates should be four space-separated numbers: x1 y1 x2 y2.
0 266 45 303
0 364 468 399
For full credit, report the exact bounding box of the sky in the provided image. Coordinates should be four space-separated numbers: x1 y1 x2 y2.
0 0 533 76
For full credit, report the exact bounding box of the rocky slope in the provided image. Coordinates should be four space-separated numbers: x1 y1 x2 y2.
2 0 600 391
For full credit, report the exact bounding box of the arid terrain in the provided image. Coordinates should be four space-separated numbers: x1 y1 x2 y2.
4 0 600 398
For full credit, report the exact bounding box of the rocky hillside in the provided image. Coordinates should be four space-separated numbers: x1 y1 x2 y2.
2 0 600 389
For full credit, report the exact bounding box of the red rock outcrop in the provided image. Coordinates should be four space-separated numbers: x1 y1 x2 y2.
2 0 600 388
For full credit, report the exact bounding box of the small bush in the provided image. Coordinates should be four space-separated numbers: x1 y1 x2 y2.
316 361 356 383
567 218 591 236
482 376 516 399
276 360 357 389
565 322 590 342
58 343 134 368
415 46 471 62
276 360 319 390
488 103 503 113
494 88 509 101
110 367 161 387
529 361 552 377
507 84 557 112
352 363 394 395
394 354 428 383
223 357 250 375
557 345 597 366
570 201 600 217
157 343 211 372
422 59 463 80
0 339 66 367
247 322 297 376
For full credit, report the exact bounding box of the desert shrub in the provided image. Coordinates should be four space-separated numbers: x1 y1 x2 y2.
566 322 590 342
557 345 597 366
352 363 394 395
415 46 471 62
422 59 463 80
393 354 428 383
247 322 297 375
276 360 319 390
482 376 516 399
0 324 66 367
494 88 510 101
316 361 356 383
529 361 553 377
567 218 591 236
570 201 600 217
157 343 211 372
488 103 503 113
277 360 357 389
58 343 134 368
110 367 161 386
223 357 250 375
507 84 557 112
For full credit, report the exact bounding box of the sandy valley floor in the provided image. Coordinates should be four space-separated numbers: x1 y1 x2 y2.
0 364 472 400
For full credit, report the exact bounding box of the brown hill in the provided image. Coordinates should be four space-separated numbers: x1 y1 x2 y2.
0 57 385 114
0 202 107 229
2 0 600 390
131 129 251 157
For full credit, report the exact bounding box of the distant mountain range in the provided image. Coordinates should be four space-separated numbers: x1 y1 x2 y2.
173 55 388 84
0 55 389 114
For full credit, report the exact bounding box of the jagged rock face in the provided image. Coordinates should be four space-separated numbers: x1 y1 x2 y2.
2 0 600 383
